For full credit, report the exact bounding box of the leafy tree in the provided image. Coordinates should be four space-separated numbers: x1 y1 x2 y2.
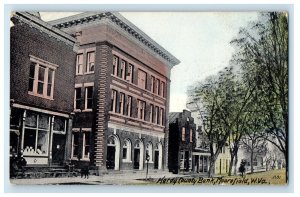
230 12 288 179
187 74 230 177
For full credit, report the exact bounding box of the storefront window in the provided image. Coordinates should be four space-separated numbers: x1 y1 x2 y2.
23 111 50 156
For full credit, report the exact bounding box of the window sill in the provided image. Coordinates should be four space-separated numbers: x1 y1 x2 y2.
73 109 93 112
28 92 53 100
82 109 92 112
85 72 95 75
122 159 132 163
71 157 90 161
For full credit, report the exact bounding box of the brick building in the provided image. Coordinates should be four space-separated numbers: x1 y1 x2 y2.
10 12 78 165
168 110 196 174
49 12 180 173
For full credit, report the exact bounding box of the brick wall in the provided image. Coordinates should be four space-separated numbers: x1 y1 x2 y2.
10 24 76 114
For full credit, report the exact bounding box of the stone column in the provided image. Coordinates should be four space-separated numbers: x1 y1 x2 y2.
94 42 113 174
163 79 171 171
65 116 73 161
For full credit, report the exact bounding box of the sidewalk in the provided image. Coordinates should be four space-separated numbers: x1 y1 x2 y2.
10 171 186 185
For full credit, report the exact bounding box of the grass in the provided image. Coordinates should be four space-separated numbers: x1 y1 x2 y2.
224 169 287 185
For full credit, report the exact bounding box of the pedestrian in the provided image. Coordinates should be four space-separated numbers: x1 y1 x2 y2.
239 160 246 178
81 165 89 179
17 154 27 178
10 154 19 178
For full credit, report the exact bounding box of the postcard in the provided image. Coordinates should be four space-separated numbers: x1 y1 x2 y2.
9 11 288 187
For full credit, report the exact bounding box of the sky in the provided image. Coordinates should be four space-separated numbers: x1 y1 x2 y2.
41 12 258 112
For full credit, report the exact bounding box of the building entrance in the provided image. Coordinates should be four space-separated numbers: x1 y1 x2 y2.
106 146 115 169
51 133 66 165
154 150 159 169
133 149 140 169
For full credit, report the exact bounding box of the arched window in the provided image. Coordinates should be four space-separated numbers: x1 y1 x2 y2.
107 136 115 146
146 142 153 162
122 139 132 162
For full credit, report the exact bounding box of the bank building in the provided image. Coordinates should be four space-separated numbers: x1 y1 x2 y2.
10 12 180 175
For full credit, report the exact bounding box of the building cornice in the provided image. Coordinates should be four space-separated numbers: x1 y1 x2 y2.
11 12 78 50
49 12 180 68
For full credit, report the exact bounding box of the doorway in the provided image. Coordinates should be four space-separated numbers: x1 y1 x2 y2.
52 133 66 165
133 149 140 169
154 150 159 169
106 146 115 169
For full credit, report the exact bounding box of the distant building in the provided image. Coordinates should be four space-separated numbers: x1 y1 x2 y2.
214 144 230 175
49 12 180 173
192 126 210 174
168 110 196 174
10 12 78 165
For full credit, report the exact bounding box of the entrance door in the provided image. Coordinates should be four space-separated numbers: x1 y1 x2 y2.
133 149 140 169
195 155 199 173
154 150 159 169
185 151 189 171
52 134 66 165
106 146 115 169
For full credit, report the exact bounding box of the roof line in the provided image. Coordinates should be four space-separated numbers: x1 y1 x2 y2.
11 12 77 48
48 12 180 67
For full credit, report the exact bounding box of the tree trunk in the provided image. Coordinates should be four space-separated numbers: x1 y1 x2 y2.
228 153 235 176
234 153 238 175
250 149 254 173
208 158 216 178
228 147 238 176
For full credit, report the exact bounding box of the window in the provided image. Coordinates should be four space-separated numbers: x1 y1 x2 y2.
156 78 160 95
182 127 186 141
86 52 95 73
72 131 90 160
180 151 185 169
155 106 160 124
151 76 155 93
126 95 132 117
150 104 154 123
74 88 82 110
111 90 117 112
190 129 193 142
85 86 93 110
28 56 56 99
137 100 145 120
113 55 119 75
120 60 126 79
83 132 90 159
126 64 133 83
138 69 147 89
119 93 125 114
160 108 164 126
72 132 80 158
161 81 165 97
23 111 50 156
53 116 66 134
122 139 131 161
76 54 83 75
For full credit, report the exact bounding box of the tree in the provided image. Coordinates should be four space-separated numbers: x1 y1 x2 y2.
230 12 288 180
187 75 230 177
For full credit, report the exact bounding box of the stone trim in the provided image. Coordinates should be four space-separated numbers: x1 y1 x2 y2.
49 12 180 66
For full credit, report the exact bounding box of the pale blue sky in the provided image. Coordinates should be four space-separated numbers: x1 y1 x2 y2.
41 12 258 112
